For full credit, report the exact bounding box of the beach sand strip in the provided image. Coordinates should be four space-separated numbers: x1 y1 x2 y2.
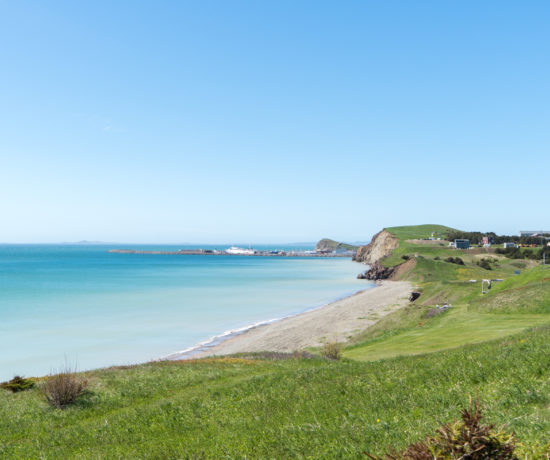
185 280 412 358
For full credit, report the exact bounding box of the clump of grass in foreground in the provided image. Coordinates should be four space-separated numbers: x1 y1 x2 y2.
368 399 517 459
43 365 88 408
0 376 35 393
321 340 342 360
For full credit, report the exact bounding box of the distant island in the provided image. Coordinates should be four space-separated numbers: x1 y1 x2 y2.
314 238 359 252
61 240 113 245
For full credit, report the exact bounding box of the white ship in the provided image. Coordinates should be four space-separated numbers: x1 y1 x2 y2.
225 246 255 255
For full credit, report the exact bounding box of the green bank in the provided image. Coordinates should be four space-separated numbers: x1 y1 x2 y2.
1 224 549 458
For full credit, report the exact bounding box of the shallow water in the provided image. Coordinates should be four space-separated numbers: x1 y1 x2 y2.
0 244 371 380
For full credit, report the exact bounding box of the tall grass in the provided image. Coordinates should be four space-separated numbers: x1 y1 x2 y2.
43 363 88 408
322 340 343 360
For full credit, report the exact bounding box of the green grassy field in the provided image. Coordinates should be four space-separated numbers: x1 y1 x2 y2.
379 224 455 241
1 328 549 459
1 224 549 458
345 307 548 361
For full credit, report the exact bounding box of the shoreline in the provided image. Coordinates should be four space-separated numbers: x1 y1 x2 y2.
164 280 412 360
161 286 371 360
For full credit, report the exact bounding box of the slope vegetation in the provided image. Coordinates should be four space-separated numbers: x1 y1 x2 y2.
346 225 550 362
1 328 549 458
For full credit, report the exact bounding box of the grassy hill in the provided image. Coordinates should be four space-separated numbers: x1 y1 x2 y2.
376 224 458 266
1 224 549 458
383 224 457 241
344 225 550 362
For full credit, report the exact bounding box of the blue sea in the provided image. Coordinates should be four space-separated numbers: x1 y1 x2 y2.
0 245 371 380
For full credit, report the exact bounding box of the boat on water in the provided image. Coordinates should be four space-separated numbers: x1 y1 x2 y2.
225 246 255 255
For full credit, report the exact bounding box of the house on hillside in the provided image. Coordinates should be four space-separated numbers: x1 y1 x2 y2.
454 239 470 249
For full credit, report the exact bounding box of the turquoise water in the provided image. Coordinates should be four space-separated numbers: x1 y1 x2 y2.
0 245 371 380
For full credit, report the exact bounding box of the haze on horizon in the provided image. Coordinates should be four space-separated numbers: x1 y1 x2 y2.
1 1 549 244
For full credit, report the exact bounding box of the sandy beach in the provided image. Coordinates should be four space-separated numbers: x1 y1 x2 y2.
173 280 412 359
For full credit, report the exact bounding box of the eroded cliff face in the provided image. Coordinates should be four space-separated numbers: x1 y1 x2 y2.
357 258 416 281
352 230 399 264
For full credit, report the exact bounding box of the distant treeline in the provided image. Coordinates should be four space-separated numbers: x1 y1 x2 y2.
446 231 550 245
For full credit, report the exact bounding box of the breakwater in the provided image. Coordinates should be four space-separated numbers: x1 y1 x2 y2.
108 249 355 257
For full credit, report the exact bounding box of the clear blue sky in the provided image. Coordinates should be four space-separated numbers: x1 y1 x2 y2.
1 1 549 243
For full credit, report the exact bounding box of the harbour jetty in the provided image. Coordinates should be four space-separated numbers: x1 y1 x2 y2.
109 240 358 257
108 247 356 258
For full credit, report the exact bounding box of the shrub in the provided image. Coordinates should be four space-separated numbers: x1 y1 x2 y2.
401 255 410 261
368 399 517 459
433 256 440 261
496 247 523 259
43 365 88 408
477 259 493 270
0 376 35 393
445 257 464 265
321 341 342 360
